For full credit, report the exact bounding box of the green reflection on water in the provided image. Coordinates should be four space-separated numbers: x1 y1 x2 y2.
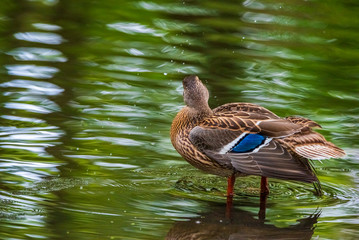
0 0 358 239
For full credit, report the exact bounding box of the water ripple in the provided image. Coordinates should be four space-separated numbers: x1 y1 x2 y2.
242 12 277 25
5 65 59 79
32 23 62 31
94 161 138 169
4 102 51 114
137 1 217 15
0 79 64 95
95 137 143 147
0 159 60 180
14 32 64 45
7 47 67 62
107 22 165 37
1 115 45 124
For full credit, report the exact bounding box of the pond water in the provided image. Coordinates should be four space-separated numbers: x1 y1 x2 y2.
0 0 358 239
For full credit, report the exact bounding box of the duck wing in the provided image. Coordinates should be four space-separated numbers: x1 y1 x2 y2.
189 105 318 182
279 116 345 160
212 102 305 136
213 102 280 119
204 140 317 182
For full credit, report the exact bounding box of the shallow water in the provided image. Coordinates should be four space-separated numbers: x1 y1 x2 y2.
0 0 358 239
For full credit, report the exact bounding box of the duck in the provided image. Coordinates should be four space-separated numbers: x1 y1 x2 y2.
170 75 345 197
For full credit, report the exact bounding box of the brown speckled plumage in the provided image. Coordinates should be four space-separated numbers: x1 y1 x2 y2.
170 75 345 194
170 106 230 176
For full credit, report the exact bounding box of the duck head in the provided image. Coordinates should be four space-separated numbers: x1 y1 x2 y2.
183 75 210 111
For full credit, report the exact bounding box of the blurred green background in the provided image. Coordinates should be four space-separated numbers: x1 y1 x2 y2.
0 0 358 239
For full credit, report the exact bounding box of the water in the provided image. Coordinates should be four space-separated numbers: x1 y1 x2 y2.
0 0 358 239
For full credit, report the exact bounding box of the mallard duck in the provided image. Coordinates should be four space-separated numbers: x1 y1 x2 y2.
170 75 345 197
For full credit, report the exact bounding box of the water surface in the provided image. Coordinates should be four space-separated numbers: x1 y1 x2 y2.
0 0 358 239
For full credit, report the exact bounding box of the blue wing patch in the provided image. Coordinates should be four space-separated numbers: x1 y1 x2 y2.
230 134 266 153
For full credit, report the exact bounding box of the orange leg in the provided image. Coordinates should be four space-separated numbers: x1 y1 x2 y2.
260 176 270 195
227 174 236 197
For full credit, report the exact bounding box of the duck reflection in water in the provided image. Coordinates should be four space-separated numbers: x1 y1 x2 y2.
166 202 321 240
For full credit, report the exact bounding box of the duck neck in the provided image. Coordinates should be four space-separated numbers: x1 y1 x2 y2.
194 105 212 118
184 105 212 126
